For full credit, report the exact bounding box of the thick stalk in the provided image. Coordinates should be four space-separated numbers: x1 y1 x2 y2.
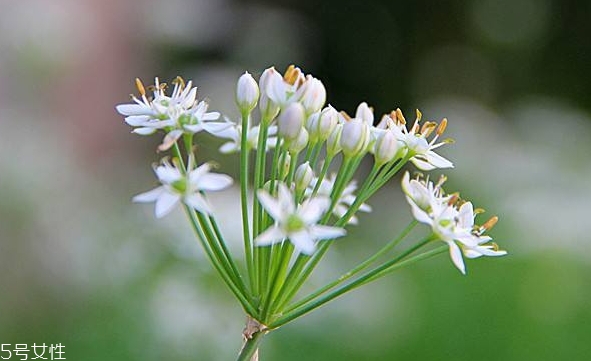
236 331 265 361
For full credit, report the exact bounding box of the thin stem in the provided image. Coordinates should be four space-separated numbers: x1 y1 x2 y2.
269 239 444 328
283 220 417 313
185 207 257 315
240 111 255 294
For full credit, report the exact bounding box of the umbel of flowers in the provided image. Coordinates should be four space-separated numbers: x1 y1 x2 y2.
116 65 507 361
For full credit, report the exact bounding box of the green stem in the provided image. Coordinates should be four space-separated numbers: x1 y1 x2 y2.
269 239 443 328
283 220 417 313
240 111 256 294
236 332 265 361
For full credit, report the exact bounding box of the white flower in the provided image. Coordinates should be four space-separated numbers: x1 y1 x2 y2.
264 65 305 109
116 77 229 151
133 160 233 218
255 183 346 255
212 118 278 154
308 174 372 225
402 172 506 274
386 109 454 171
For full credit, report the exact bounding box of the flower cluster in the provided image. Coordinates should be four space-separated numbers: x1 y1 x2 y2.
117 64 507 361
116 77 229 151
402 172 506 274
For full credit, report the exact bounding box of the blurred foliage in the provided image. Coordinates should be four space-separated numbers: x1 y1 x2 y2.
1 0 590 360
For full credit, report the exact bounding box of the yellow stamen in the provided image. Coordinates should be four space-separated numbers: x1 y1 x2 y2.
481 216 499 231
395 108 406 124
135 78 146 96
415 109 422 122
437 118 448 136
283 64 302 86
339 111 352 121
172 76 186 89
420 121 436 136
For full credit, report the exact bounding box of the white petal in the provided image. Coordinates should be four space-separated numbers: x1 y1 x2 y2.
299 196 330 224
116 103 150 116
156 166 182 184
309 225 346 240
257 189 284 221
219 142 239 153
289 230 317 255
202 121 232 134
154 192 181 218
277 183 296 215
133 127 157 135
410 156 437 171
184 194 212 215
183 124 203 133
407 198 433 224
196 173 233 191
158 130 183 151
125 115 151 126
457 202 475 228
132 186 164 203
424 151 454 169
448 241 466 274
255 226 286 246
200 111 221 121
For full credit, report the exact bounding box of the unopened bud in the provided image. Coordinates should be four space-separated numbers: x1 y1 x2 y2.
288 128 309 154
280 153 291 180
298 76 326 114
340 118 370 158
236 72 260 113
326 124 343 157
278 103 306 141
374 131 400 165
306 106 338 143
294 161 314 193
355 102 374 125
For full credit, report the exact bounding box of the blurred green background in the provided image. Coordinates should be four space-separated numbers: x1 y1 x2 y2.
1 0 590 360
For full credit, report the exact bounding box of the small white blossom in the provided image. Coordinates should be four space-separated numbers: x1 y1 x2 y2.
308 174 372 225
212 118 278 154
402 172 506 274
116 77 230 151
133 160 233 218
255 183 346 255
385 109 454 171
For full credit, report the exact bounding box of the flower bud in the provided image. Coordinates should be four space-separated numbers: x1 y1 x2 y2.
326 123 343 157
280 153 291 180
236 72 259 113
340 118 370 158
298 76 326 114
306 106 338 143
278 102 306 141
288 128 309 154
374 131 400 166
259 67 282 120
294 161 314 193
355 102 374 125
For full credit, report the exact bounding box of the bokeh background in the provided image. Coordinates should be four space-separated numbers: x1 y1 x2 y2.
1 0 590 360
